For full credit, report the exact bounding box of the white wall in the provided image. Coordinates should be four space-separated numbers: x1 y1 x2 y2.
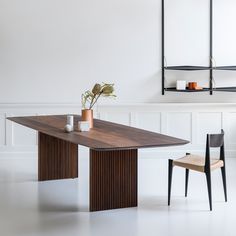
1 0 236 104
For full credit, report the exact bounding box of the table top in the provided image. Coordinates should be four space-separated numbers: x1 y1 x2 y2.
8 115 189 150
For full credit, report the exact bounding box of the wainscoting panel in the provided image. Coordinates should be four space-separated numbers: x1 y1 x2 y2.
100 112 131 126
11 112 37 146
166 112 192 142
135 112 161 133
0 113 6 146
197 112 222 145
225 112 236 146
1 103 236 158
13 124 37 146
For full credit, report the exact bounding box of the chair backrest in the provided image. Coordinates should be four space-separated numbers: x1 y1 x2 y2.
205 129 225 170
209 129 224 147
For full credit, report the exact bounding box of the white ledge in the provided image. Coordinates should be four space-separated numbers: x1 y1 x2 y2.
1 102 236 107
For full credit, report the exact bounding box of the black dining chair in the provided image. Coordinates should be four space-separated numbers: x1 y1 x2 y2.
168 129 227 211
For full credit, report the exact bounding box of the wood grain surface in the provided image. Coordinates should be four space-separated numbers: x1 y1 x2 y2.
8 115 189 150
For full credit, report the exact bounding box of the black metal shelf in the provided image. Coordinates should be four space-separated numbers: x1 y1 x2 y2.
165 66 236 71
213 87 236 92
165 87 236 93
165 66 210 71
161 0 213 95
214 66 236 71
165 87 210 92
161 0 236 95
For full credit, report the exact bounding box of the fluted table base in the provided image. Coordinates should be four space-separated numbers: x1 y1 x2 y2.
90 149 138 211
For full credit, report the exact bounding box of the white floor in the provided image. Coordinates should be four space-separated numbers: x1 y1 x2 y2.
0 156 235 236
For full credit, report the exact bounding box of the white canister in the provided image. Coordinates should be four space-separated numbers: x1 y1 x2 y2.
67 115 74 130
176 80 186 90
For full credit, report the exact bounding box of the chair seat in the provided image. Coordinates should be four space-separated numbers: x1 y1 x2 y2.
173 154 224 172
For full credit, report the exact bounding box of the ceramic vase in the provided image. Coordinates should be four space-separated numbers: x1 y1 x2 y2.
81 109 93 128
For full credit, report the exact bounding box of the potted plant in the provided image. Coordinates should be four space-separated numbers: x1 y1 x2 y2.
81 83 116 128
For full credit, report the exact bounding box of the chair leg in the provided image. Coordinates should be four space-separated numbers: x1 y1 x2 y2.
221 166 227 202
185 169 189 197
168 159 173 206
205 171 212 211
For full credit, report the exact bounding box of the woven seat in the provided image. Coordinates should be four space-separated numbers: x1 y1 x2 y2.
173 154 224 173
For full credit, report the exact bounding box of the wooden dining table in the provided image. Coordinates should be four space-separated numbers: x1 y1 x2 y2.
8 115 189 211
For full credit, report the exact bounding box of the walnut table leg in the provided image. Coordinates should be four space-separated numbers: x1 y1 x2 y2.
38 132 78 181
90 149 138 211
